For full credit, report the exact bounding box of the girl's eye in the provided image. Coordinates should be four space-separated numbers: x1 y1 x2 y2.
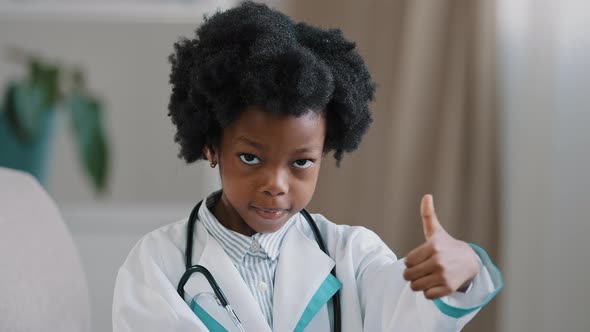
239 153 261 165
293 159 314 169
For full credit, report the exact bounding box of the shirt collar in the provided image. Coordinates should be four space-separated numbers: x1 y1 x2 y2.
198 191 299 264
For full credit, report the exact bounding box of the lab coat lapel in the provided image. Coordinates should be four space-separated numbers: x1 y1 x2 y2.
272 220 340 332
183 221 271 332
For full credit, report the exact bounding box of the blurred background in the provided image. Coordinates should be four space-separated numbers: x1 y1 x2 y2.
0 0 588 331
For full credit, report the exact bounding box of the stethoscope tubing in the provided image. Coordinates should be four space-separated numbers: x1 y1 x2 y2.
177 265 229 307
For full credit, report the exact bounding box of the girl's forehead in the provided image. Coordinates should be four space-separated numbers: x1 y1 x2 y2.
224 106 326 151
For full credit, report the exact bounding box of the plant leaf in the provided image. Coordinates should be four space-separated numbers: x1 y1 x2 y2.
4 80 47 142
69 90 110 193
36 63 60 104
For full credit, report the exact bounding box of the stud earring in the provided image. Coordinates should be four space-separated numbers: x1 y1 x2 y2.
210 161 217 168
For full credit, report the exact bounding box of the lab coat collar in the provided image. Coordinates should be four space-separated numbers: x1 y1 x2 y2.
272 218 338 331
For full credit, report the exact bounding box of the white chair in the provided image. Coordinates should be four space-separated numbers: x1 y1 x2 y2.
0 167 91 332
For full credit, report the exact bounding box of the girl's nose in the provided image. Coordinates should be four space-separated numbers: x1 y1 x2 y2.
261 168 289 196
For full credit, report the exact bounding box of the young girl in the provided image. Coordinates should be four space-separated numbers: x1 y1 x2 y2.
112 2 502 331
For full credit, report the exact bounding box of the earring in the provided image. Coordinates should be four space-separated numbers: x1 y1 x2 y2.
210 161 217 168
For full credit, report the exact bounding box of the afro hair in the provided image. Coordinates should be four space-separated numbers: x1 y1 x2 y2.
167 1 375 165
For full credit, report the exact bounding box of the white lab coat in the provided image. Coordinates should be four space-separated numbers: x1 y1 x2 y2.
113 211 502 331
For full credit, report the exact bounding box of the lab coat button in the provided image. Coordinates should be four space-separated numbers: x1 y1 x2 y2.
257 281 268 292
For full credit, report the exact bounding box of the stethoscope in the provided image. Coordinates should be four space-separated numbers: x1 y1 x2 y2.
177 200 341 332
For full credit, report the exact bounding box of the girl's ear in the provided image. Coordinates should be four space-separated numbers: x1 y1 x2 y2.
203 145 218 165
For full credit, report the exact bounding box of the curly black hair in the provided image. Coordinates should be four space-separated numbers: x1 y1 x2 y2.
167 1 375 165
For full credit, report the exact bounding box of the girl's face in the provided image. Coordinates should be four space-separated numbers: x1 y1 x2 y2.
209 105 326 235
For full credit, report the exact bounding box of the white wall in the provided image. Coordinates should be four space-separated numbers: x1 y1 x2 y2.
498 0 590 331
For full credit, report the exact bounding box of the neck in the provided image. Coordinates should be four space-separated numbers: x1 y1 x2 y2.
213 192 256 236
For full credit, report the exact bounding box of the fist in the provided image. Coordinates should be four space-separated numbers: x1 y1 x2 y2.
402 194 480 300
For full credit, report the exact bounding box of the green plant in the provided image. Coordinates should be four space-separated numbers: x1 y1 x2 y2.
0 48 110 193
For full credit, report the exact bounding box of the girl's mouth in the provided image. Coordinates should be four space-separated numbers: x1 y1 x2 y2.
250 205 289 220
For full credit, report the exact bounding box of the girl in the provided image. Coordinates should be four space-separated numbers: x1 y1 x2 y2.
113 2 502 331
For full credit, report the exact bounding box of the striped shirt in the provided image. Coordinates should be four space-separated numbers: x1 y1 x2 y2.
198 192 298 327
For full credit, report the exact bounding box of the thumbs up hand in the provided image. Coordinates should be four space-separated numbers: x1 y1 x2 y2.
402 194 480 300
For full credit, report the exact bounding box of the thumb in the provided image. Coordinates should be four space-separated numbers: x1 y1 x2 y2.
421 194 441 239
